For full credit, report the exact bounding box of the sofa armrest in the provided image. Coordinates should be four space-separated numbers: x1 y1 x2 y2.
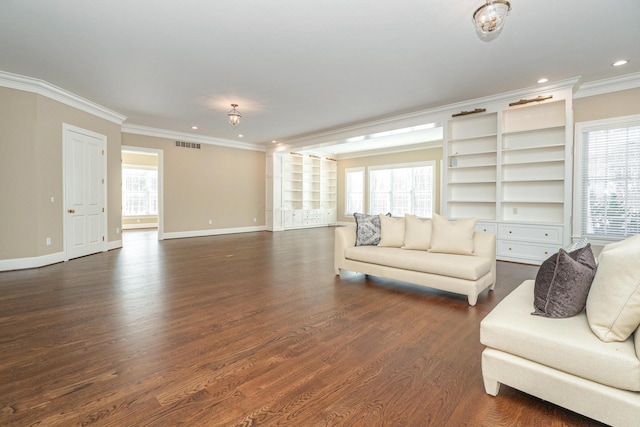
474 231 497 288
635 326 640 361
334 226 356 275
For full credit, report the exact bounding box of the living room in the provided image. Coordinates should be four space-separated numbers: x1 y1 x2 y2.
1 1 639 425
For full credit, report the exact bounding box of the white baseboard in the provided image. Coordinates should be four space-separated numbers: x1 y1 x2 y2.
0 251 65 272
162 225 267 240
107 240 122 251
122 223 158 230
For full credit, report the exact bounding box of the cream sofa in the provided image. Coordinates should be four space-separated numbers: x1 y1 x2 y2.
480 235 640 427
334 224 496 306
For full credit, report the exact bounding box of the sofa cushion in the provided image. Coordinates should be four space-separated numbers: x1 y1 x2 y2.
354 213 383 246
481 280 640 392
532 245 596 318
344 246 491 281
402 214 431 250
587 235 640 342
429 213 476 255
378 215 405 248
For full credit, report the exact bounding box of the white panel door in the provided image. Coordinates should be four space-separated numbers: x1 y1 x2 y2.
64 127 105 260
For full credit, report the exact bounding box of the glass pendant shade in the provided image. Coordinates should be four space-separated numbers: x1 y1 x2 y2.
473 0 511 42
227 104 241 126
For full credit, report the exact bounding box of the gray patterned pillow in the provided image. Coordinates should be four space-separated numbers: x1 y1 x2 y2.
354 213 387 246
532 244 596 318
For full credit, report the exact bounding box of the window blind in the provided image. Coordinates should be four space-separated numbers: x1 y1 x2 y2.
581 124 640 238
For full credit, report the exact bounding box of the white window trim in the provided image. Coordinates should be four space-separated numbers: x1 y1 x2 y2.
122 164 159 218
345 167 365 215
573 113 640 245
368 160 435 217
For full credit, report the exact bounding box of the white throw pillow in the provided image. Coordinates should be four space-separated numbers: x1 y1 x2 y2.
586 235 640 342
378 215 405 248
402 214 431 250
429 213 476 255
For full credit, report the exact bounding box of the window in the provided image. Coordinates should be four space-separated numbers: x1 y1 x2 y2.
345 167 364 215
122 166 158 216
575 115 640 242
369 161 434 217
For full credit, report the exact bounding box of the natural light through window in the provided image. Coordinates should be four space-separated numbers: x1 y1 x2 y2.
575 115 640 241
345 167 364 215
122 166 158 216
369 162 434 217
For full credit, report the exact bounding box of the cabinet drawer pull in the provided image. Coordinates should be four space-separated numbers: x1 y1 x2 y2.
545 233 548 236
509 231 512 234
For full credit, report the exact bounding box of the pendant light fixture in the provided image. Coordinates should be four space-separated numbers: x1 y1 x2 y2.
473 0 511 42
227 104 241 126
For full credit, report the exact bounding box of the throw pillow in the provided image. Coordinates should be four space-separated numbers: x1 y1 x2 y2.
378 215 405 248
586 236 640 342
429 213 476 255
563 237 590 252
353 213 390 246
402 214 431 250
532 244 597 318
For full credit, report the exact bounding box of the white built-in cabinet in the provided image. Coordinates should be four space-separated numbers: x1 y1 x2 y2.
266 152 337 231
443 86 574 264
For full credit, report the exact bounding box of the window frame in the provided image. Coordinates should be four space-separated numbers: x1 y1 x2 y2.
344 167 365 215
573 114 640 245
122 164 159 218
368 161 435 217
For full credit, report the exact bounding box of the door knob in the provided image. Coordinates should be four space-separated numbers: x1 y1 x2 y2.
68 209 75 213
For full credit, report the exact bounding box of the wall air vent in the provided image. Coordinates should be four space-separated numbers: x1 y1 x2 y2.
175 141 201 149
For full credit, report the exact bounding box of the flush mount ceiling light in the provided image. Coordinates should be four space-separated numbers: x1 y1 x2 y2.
473 0 511 42
227 104 241 126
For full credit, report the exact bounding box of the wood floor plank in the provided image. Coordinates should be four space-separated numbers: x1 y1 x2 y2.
0 228 607 426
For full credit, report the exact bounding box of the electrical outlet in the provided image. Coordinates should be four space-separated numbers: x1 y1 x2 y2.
209 219 212 225
50 196 55 203
46 237 51 246
253 217 257 223
116 227 120 234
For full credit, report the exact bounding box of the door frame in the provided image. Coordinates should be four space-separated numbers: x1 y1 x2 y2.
121 145 165 240
62 123 108 261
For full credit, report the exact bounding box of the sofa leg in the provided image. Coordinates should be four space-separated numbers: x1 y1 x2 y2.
335 268 341 276
468 294 478 306
483 376 501 396
490 282 496 291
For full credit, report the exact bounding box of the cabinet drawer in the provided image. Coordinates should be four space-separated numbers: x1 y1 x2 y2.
497 240 559 263
498 223 562 244
475 222 497 234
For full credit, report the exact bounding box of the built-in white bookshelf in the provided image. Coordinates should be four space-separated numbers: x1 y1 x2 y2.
443 88 574 264
447 112 498 221
279 153 337 229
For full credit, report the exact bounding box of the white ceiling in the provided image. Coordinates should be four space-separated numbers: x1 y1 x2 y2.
1 0 638 153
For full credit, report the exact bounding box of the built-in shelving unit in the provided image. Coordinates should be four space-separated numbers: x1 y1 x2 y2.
278 153 337 229
443 86 574 264
447 112 498 221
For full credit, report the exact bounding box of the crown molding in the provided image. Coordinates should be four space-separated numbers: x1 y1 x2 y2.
283 77 581 149
122 124 266 152
574 72 640 99
333 140 443 160
0 70 127 124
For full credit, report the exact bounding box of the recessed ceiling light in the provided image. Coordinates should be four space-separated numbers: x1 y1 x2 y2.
272 140 277 143
191 126 198 130
613 59 628 67
238 134 243 138
537 78 548 84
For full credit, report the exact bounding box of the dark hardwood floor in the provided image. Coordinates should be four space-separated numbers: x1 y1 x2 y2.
0 228 606 426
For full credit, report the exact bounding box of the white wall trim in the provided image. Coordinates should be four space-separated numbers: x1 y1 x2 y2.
122 223 159 230
107 240 122 251
278 77 582 150
0 70 126 124
574 72 640 99
336 221 354 227
335 140 442 160
0 252 65 272
122 124 267 152
163 225 267 240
